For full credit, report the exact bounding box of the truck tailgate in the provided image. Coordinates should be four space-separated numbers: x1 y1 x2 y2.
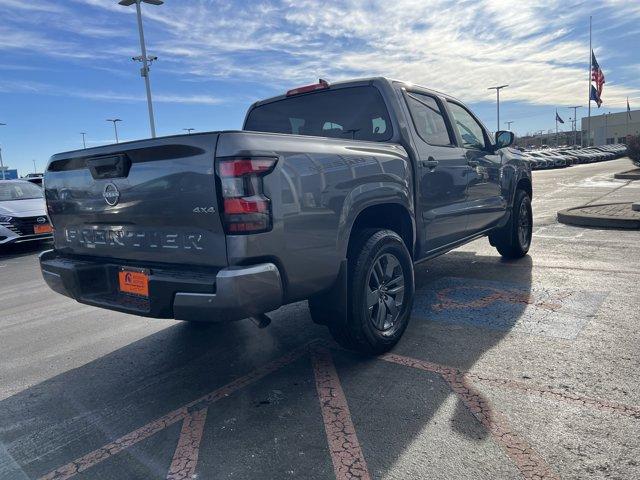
45 133 227 268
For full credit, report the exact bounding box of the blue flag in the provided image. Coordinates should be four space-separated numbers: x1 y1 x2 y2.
555 111 565 124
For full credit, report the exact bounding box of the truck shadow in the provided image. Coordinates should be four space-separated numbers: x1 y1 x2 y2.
0 249 533 479
0 240 51 260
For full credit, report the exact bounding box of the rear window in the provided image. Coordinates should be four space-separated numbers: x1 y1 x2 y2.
244 86 393 142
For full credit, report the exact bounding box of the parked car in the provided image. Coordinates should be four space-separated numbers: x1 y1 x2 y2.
0 180 53 246
24 175 44 186
40 77 533 354
522 152 550 169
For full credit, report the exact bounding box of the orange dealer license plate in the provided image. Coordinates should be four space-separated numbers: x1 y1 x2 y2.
34 224 53 234
118 268 149 297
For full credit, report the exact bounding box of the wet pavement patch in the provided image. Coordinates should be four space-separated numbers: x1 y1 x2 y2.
412 277 607 339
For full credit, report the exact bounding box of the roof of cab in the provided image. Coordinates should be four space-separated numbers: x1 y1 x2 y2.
249 76 464 110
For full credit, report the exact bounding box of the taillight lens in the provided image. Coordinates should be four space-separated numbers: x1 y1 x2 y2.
216 156 277 234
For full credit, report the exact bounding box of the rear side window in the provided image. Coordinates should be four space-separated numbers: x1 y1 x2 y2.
404 92 452 146
244 86 393 142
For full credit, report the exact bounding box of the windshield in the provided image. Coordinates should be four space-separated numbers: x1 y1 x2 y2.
244 86 393 142
0 182 44 201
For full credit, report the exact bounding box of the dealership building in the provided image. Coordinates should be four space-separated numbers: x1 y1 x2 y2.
581 110 640 145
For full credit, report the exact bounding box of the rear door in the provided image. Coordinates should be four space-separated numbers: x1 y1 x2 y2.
45 134 228 268
446 101 505 234
402 90 469 253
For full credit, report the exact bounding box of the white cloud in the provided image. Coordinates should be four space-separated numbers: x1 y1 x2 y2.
74 91 223 105
110 0 638 108
0 0 64 13
2 0 640 109
0 80 223 105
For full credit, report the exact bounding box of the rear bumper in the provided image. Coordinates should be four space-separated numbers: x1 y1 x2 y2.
39 250 283 322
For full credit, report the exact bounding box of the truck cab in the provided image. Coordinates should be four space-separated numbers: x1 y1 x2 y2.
40 77 532 354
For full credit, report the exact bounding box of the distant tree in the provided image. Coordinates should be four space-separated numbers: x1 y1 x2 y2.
628 135 640 168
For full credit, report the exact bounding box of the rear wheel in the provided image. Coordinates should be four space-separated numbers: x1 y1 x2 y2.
490 189 532 259
311 229 414 354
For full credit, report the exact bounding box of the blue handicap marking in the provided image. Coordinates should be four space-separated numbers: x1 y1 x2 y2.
411 277 608 340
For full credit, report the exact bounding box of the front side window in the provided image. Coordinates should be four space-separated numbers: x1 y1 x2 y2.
244 86 393 142
447 102 488 150
405 92 452 146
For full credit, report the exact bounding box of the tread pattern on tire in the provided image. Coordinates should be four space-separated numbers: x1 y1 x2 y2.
491 189 531 259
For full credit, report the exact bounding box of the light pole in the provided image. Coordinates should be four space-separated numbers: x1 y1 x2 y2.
32 159 37 174
119 0 163 139
0 123 6 180
505 121 514 131
80 132 87 149
488 84 508 132
107 119 123 144
183 128 195 135
568 106 581 146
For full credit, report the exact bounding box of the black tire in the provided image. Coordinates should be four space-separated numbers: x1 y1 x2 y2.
317 228 414 354
490 189 532 259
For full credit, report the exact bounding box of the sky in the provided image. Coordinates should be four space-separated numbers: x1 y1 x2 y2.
1 0 639 175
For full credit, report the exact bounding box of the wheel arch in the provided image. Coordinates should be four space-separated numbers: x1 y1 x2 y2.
516 175 533 199
345 202 415 259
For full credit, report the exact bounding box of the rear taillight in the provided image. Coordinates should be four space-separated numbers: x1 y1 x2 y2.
216 157 277 234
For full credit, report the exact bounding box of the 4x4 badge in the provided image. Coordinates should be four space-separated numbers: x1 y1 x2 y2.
193 207 216 214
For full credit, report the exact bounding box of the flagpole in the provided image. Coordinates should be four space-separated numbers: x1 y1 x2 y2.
627 97 630 142
587 16 592 147
555 109 559 147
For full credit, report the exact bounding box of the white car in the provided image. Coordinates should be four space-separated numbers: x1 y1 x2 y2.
0 180 53 246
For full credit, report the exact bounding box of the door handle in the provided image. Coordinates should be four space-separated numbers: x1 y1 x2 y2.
421 158 439 170
467 159 479 167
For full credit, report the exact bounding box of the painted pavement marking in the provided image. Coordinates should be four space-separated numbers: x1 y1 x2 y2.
380 353 560 480
412 277 608 339
311 347 371 480
36 340 640 480
465 374 640 419
166 408 208 480
39 344 312 480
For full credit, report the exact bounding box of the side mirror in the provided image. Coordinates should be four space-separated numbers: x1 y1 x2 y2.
495 130 515 149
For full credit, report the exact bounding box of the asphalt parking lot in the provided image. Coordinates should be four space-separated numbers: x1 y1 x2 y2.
1 158 639 480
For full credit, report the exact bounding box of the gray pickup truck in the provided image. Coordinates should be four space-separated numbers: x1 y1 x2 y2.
40 77 532 353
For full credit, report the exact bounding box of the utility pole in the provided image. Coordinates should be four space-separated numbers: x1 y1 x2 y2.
107 119 122 144
488 85 509 132
80 132 87 149
183 128 195 135
0 123 6 180
119 0 163 138
505 121 514 131
568 106 582 146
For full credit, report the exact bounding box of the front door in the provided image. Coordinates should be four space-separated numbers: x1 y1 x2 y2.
446 101 505 234
403 91 469 254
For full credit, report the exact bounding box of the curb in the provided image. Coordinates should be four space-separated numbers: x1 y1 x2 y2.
614 168 640 180
557 202 640 229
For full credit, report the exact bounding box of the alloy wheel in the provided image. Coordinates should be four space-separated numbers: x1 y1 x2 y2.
365 253 405 331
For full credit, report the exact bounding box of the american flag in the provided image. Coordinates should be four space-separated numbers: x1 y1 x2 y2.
591 51 605 99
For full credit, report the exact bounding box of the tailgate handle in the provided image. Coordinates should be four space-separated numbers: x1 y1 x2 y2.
87 154 131 179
